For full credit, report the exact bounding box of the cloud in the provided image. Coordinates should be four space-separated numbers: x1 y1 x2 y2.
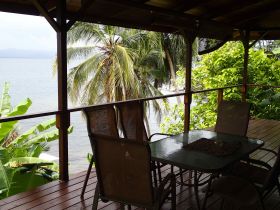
0 12 56 51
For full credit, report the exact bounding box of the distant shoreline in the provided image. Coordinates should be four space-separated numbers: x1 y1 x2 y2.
0 49 55 59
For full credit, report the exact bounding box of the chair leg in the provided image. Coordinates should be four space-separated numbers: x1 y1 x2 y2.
171 174 177 210
120 204 125 210
81 157 95 198
260 198 265 210
152 161 158 187
219 198 225 210
276 181 280 196
179 168 184 183
157 162 162 182
92 182 99 210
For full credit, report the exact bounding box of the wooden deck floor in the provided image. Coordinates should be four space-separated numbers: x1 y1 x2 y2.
1 118 280 210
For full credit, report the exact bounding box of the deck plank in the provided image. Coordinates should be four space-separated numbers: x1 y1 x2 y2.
1 118 280 210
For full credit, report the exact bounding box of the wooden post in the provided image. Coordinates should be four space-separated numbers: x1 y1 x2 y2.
56 0 70 181
183 32 196 133
217 89 223 104
242 31 250 102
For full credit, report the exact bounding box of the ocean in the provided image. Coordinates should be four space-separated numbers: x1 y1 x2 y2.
0 57 166 174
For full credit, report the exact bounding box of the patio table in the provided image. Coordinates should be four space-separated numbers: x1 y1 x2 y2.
149 130 264 209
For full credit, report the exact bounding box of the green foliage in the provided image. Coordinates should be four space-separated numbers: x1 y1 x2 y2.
0 82 72 199
160 103 184 134
161 42 280 134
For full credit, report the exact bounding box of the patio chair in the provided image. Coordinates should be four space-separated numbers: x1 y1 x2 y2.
216 100 277 169
116 101 173 183
81 105 119 197
92 134 176 210
117 100 171 141
215 100 251 136
205 147 280 210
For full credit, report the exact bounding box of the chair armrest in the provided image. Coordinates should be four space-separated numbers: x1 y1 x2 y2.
245 158 272 170
244 147 277 170
149 133 174 141
257 148 278 156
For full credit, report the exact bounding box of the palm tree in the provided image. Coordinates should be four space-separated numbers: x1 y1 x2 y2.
67 23 168 106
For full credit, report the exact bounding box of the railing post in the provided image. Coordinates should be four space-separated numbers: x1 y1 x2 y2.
217 89 223 104
183 32 196 133
242 30 250 102
56 0 69 181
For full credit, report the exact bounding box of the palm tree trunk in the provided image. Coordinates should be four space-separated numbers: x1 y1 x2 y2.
164 48 181 104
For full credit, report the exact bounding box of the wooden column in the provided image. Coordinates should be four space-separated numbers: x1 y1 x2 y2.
217 89 224 104
56 0 70 181
183 33 196 132
242 31 250 102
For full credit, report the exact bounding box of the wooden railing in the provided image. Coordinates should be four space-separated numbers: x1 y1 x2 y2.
1 83 279 181
0 84 243 124
3 83 280 124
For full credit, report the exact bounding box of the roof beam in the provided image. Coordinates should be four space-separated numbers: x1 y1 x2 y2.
66 0 96 31
217 0 279 24
102 0 234 33
32 0 60 31
233 6 280 27
202 0 258 19
173 0 209 12
0 2 39 16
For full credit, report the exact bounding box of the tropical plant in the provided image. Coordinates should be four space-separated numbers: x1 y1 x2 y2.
161 42 280 134
0 82 73 199
67 24 155 104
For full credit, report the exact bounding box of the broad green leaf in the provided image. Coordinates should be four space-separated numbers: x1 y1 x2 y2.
0 161 11 198
7 98 32 117
0 147 10 164
11 118 56 145
0 82 11 117
24 126 73 146
0 98 32 142
5 157 52 168
259 99 271 106
7 169 50 197
272 48 280 55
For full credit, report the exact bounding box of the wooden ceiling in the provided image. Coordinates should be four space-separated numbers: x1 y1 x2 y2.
1 0 280 40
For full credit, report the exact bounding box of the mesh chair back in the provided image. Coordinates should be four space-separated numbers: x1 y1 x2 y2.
94 134 154 207
215 100 250 136
263 147 280 191
84 106 119 138
117 101 149 141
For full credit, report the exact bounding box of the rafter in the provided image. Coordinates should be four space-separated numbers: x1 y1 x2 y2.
32 0 60 31
234 6 280 28
202 0 258 19
173 0 209 12
217 0 279 24
66 0 96 31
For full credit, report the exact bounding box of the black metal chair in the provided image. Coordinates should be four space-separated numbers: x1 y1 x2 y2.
206 147 280 210
81 105 119 197
92 134 176 210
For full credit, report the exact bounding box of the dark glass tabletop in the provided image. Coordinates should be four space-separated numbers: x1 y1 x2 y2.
149 130 264 173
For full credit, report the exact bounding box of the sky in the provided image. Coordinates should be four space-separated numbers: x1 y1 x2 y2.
0 12 56 52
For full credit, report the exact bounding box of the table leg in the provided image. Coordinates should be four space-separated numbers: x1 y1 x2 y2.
201 174 215 210
194 170 201 210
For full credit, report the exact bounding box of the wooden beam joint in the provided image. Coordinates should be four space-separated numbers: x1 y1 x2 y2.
32 0 60 32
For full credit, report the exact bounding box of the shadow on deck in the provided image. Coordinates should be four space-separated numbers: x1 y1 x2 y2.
1 118 280 210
